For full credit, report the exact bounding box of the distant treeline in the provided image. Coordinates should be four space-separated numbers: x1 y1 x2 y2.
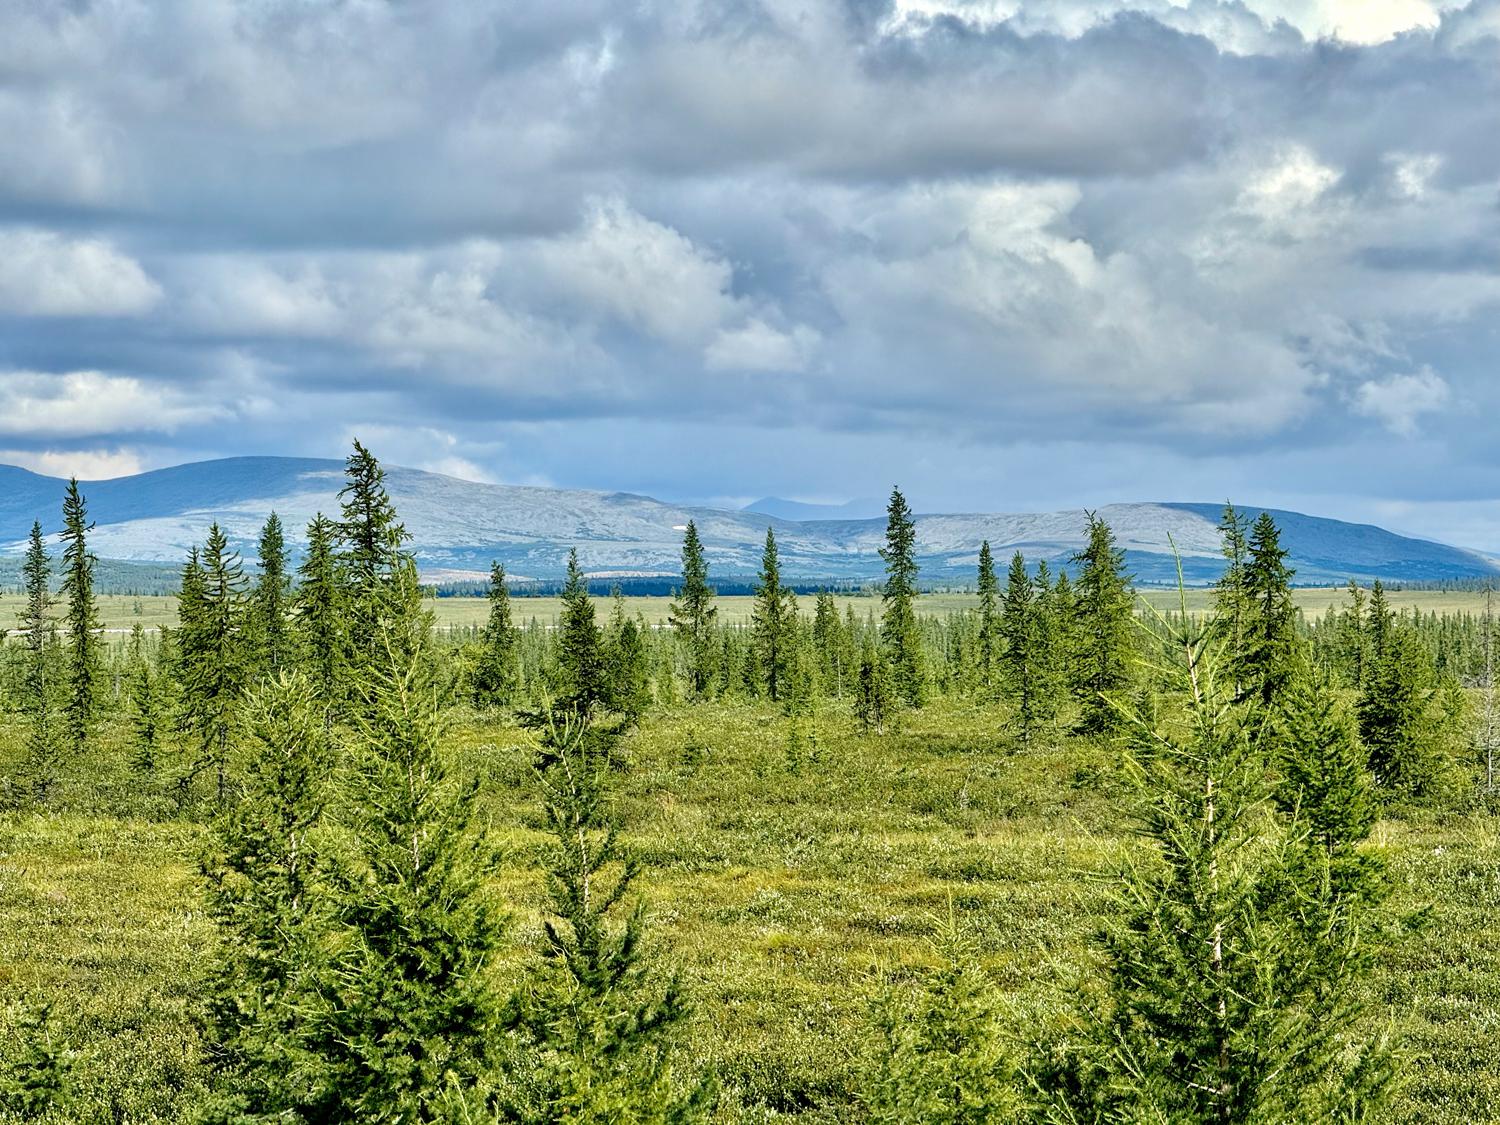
429 574 879 598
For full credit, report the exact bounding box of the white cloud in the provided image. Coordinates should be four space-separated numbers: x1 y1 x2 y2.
0 447 147 480
524 199 736 346
0 371 223 436
1352 367 1451 435
704 320 820 373
0 228 161 316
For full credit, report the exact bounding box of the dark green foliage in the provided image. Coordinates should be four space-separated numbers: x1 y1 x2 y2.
0 1003 74 1117
605 590 652 722
1068 512 1134 736
668 521 717 698
751 529 796 702
863 909 1021 1125
501 709 712 1123
976 541 1000 696
294 513 344 718
175 524 249 803
1357 594 1450 797
322 636 505 1122
336 440 426 677
473 561 518 709
811 590 851 699
558 550 608 710
855 635 895 735
1046 600 1397 1124
1001 552 1061 744
60 478 102 757
200 671 335 1123
18 521 60 796
1213 503 1252 697
1242 511 1299 708
249 512 294 676
1274 668 1378 867
880 487 925 708
126 623 165 775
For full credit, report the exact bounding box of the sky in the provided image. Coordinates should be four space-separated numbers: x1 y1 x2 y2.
3 1 1500 547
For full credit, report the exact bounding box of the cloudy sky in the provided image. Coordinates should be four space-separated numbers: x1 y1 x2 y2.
4 1 1500 546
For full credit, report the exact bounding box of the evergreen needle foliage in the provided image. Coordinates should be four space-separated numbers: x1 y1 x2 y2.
1044 589 1397 1124
500 708 712 1124
1069 513 1135 736
322 633 505 1123
880 487 925 708
59 478 102 757
863 904 1023 1125
200 671 336 1123
668 521 718 699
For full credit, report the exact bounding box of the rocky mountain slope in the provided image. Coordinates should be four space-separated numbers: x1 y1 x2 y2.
1 457 1493 585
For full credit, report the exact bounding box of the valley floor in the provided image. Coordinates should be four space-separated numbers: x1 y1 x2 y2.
3 702 1499 1122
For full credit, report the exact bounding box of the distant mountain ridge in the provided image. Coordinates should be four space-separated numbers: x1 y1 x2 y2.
2 456 1495 586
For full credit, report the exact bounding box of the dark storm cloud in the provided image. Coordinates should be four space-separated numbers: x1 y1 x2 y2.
3 0 1500 544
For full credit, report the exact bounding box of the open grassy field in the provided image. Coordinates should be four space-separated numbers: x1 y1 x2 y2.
3 701 1498 1123
4 585 1489 638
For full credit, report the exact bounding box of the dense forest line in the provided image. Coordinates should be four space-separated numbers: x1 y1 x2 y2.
1 441 1495 1123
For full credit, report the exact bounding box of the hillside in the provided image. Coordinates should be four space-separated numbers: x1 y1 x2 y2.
1 457 1494 585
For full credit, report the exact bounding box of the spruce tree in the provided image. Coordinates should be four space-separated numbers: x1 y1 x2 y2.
1068 512 1135 736
976 541 1000 697
863 908 1021 1125
125 623 164 776
604 590 651 722
855 636 895 735
295 513 344 719
812 590 849 698
1001 552 1041 742
1031 560 1066 729
322 636 505 1121
1242 510 1298 708
250 512 293 675
200 671 336 1123
880 486 924 707
18 521 59 793
1272 666 1382 897
1046 598 1396 1123
668 520 717 698
177 524 250 803
336 440 427 677
1357 620 1443 796
557 549 608 711
751 528 795 702
1214 503 1252 696
473 561 518 709
59 478 102 756
501 709 712 1123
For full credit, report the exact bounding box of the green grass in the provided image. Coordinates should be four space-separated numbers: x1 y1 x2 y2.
3 701 1499 1122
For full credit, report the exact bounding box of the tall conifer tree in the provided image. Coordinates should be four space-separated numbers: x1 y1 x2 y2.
473 561 518 709
250 512 293 675
751 528 795 702
501 710 711 1122
668 521 717 699
1001 552 1041 742
557 549 608 711
295 514 344 719
177 524 250 802
322 639 505 1121
1069 512 1135 735
880 487 924 707
201 671 335 1122
1242 510 1299 708
1214 503 1252 696
336 441 426 677
59 478 101 756
1048 599 1397 1122
19 521 59 789
976 541 1000 696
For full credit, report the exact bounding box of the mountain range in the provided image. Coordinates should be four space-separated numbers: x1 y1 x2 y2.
1 456 1495 586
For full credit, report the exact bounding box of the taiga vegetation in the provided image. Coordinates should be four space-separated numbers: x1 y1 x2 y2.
1 445 1495 1124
